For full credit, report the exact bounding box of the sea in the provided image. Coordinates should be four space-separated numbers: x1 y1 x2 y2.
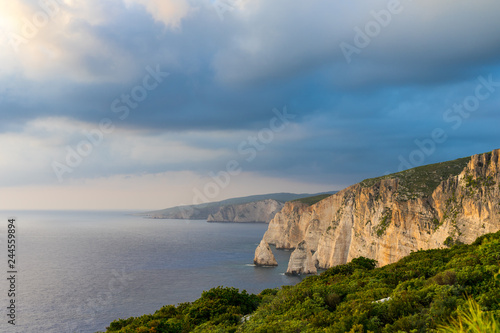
0 210 301 333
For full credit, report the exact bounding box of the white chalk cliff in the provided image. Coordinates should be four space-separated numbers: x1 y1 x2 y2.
257 149 500 273
207 199 284 223
286 240 317 275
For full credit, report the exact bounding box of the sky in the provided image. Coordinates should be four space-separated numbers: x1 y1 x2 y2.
0 0 499 210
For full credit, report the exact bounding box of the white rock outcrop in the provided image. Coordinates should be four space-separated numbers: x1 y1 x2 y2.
254 239 278 266
286 240 317 275
257 149 500 274
208 199 284 223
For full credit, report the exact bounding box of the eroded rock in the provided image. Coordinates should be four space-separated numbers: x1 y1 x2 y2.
254 239 278 266
286 240 317 275
257 149 500 273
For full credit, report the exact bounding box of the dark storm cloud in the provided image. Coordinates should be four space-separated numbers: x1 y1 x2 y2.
1 0 499 187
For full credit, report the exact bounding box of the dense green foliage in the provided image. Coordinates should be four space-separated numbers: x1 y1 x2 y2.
291 194 332 206
103 231 500 333
104 286 259 333
360 156 470 200
437 298 500 332
241 232 500 332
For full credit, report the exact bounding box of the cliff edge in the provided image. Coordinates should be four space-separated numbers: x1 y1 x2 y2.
207 199 284 223
257 149 500 273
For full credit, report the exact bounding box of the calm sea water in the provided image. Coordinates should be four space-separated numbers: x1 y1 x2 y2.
0 210 300 333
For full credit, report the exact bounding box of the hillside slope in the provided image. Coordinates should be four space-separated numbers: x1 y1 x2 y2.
139 192 336 220
104 230 500 332
207 199 284 223
258 149 500 273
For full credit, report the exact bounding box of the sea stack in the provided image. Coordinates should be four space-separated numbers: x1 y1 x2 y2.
285 240 317 275
254 239 278 266
256 149 500 275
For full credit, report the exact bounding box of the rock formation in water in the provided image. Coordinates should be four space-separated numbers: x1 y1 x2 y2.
285 240 317 275
257 149 500 273
207 199 284 223
254 239 278 266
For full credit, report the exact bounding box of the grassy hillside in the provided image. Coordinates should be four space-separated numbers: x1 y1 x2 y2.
291 194 332 206
360 156 471 200
102 230 500 333
140 192 337 219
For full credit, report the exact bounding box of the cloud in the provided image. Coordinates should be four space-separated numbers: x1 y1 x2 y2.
0 0 155 83
211 0 500 87
1 0 500 209
3 0 500 86
0 117 234 186
0 170 333 210
124 0 194 29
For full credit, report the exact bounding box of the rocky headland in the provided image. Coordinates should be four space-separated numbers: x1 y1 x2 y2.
139 192 334 221
256 149 500 274
207 199 284 223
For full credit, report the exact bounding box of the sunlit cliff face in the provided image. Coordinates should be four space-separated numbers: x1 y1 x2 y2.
260 150 500 272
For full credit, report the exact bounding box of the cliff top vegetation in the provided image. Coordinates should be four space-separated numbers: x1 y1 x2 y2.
360 156 471 200
102 230 500 333
291 194 333 206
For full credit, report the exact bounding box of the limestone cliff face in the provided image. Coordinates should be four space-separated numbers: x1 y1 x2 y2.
254 239 278 266
259 149 500 272
286 240 317 275
207 199 284 223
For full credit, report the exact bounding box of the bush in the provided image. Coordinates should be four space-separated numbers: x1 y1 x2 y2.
105 232 500 333
437 298 500 332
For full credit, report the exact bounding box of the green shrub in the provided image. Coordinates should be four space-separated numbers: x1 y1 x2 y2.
437 298 500 332
104 231 500 333
291 194 332 206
